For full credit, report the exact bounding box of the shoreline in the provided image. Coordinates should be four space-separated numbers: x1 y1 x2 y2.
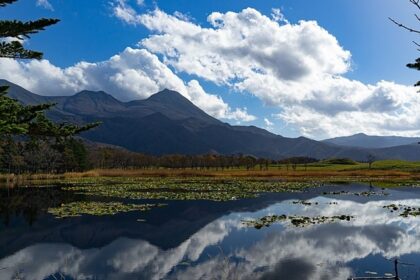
1 168 420 186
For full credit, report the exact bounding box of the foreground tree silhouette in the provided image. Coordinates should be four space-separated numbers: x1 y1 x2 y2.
389 0 420 87
0 0 59 59
0 0 60 135
0 0 98 172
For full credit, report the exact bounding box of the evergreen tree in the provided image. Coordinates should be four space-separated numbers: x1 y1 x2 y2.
0 0 18 7
0 86 54 135
0 0 99 173
0 0 59 135
0 0 59 59
407 58 420 87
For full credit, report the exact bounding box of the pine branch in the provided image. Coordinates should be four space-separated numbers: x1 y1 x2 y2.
28 115 100 139
0 0 100 147
407 58 420 70
0 19 60 39
19 104 56 123
407 58 420 87
0 0 17 7
0 41 43 59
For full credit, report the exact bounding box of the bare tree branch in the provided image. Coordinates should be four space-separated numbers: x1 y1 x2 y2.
410 0 420 11
412 40 420 51
389 17 420 34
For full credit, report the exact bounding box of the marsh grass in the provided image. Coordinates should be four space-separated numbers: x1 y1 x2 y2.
1 160 420 186
82 167 418 179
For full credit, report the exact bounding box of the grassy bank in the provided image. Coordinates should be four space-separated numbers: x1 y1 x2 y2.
1 160 420 185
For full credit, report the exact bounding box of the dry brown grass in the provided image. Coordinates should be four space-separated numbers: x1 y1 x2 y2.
67 168 420 180
1 168 419 184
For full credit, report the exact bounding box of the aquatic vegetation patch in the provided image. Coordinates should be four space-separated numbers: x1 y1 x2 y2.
291 200 340 206
322 190 350 195
242 214 353 229
400 207 420 217
383 204 420 217
57 177 316 201
354 191 390 197
48 201 166 218
242 215 287 229
383 204 400 212
292 200 318 206
322 190 389 197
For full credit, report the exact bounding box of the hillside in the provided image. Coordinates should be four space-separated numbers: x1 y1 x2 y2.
323 133 420 148
2 80 420 161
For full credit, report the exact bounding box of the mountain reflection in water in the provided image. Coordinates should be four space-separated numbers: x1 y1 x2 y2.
0 184 419 280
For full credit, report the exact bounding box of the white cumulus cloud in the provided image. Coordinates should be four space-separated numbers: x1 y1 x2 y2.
112 0 142 25
117 7 420 138
264 118 274 128
36 0 54 11
271 8 289 24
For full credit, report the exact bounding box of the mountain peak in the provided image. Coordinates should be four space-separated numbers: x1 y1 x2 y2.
74 90 117 100
146 89 190 104
141 88 221 125
353 133 368 137
64 90 125 114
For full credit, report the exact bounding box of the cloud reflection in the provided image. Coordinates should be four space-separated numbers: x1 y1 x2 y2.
0 197 419 280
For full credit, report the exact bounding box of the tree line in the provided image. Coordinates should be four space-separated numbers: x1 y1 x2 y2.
88 147 319 171
89 148 271 170
0 136 323 173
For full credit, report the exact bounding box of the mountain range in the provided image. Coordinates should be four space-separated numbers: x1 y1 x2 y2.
323 133 420 149
2 79 420 161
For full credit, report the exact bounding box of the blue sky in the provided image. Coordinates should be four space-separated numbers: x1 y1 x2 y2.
1 0 419 139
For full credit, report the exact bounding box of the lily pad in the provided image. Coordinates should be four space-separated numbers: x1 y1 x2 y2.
48 201 166 218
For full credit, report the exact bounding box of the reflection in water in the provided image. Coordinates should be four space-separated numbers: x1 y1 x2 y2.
0 187 419 279
0 186 82 227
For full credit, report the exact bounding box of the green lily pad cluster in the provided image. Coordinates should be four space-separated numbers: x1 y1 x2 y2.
242 214 353 229
292 200 317 206
242 215 288 229
48 201 166 218
322 190 389 196
401 207 420 217
290 215 353 227
383 204 420 217
59 177 316 202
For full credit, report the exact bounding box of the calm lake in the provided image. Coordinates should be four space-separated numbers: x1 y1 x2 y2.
0 182 419 280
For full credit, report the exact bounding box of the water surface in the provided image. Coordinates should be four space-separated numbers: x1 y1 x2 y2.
0 182 419 279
